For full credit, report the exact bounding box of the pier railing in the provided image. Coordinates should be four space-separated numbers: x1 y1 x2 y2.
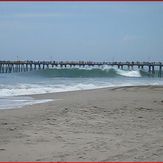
0 61 162 77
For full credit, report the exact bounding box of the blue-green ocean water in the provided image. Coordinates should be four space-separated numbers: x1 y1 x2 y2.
0 66 163 109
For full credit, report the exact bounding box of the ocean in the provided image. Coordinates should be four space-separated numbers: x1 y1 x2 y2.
0 66 163 109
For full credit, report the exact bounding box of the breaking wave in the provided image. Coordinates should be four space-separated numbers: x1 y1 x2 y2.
0 66 162 98
21 66 143 78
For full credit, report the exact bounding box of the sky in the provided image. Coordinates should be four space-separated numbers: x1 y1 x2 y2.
0 2 163 61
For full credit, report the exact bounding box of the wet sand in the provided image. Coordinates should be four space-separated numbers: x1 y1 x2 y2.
0 86 163 161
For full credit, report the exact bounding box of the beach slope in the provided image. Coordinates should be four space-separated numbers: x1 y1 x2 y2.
0 86 163 161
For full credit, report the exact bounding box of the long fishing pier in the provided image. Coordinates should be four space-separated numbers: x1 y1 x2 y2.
0 61 162 77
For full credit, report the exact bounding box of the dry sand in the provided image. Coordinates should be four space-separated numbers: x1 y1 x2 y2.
0 86 163 161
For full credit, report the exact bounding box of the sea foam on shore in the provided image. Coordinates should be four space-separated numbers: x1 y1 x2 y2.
0 96 53 110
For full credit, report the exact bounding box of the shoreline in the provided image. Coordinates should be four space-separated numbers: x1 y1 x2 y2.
0 85 163 161
0 85 155 111
1 84 163 111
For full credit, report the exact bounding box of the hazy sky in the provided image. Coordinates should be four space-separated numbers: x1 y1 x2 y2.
0 2 163 61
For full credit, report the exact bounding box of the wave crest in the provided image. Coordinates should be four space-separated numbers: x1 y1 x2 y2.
21 66 142 78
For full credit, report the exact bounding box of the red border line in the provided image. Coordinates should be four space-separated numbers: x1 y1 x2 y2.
0 0 163 1
0 162 163 163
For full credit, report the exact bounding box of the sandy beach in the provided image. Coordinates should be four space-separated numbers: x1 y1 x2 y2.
0 86 163 161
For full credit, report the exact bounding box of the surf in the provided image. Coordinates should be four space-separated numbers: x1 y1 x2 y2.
18 66 144 78
0 66 163 98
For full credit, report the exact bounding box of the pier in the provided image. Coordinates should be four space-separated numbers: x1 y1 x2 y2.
0 61 162 77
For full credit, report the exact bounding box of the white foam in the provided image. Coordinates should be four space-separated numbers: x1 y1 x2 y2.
0 76 163 98
0 83 106 97
100 65 141 77
0 96 54 110
116 69 141 77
